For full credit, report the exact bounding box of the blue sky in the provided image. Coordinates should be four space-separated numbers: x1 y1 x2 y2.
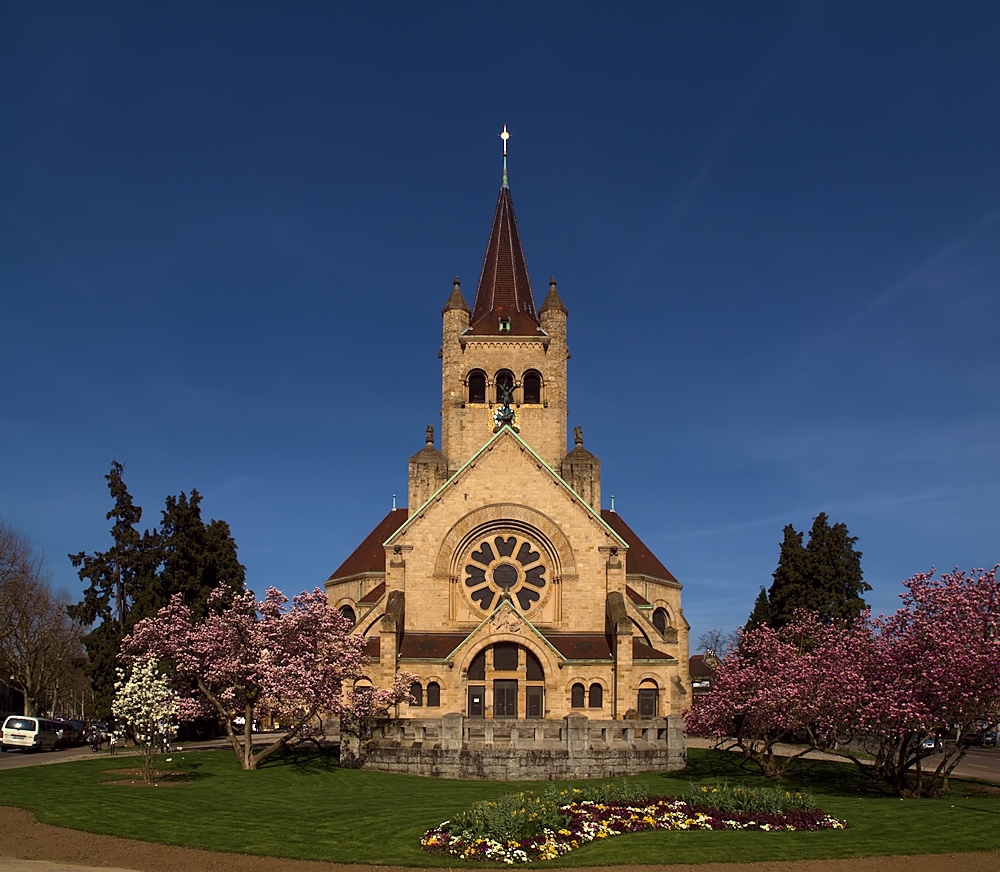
3 2 998 650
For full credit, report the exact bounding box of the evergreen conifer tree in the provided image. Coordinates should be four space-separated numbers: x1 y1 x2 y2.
762 513 869 630
69 462 246 715
743 585 772 636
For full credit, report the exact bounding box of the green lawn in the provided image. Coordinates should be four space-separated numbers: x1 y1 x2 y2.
0 746 998 866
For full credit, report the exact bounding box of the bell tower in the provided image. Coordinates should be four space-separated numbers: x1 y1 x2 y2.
439 128 568 472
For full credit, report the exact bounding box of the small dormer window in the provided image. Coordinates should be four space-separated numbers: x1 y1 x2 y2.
498 317 511 333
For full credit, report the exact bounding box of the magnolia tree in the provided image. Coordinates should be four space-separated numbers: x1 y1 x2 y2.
686 566 1000 795
857 566 1000 795
685 613 866 778
112 657 179 782
122 586 410 770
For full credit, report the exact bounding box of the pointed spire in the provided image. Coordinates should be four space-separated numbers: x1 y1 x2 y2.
442 276 470 313
500 125 510 188
540 276 567 314
468 127 541 336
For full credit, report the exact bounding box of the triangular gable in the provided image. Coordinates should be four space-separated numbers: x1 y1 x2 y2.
456 599 568 664
384 426 628 549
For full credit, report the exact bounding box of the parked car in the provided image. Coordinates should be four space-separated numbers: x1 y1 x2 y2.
1 716 60 752
53 719 81 749
920 736 942 752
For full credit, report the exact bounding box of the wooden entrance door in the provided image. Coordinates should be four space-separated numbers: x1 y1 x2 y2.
525 685 543 718
637 688 659 718
493 679 518 718
468 685 485 718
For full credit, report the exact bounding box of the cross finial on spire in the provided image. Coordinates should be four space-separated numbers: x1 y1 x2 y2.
500 125 510 188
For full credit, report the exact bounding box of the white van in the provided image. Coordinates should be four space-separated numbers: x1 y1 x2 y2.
1 716 60 751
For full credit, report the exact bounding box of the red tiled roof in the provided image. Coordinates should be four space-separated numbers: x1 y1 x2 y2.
542 634 613 661
633 640 673 660
327 509 408 581
398 634 468 659
689 654 717 679
467 185 542 336
601 511 678 583
359 581 386 604
625 585 650 606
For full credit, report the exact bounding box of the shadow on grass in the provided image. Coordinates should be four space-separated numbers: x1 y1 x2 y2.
649 747 892 799
101 765 213 785
259 741 342 774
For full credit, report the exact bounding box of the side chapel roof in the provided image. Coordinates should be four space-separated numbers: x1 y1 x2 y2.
328 505 676 586
600 510 678 583
326 508 408 581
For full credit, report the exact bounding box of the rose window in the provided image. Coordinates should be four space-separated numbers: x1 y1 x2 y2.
463 534 547 612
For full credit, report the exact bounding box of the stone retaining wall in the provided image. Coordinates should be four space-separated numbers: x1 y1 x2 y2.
354 712 686 779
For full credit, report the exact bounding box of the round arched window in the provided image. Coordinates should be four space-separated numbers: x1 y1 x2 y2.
588 683 603 708
522 370 541 404
468 370 487 404
426 682 441 707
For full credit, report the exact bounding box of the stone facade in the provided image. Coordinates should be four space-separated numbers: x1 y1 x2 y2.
325 164 689 776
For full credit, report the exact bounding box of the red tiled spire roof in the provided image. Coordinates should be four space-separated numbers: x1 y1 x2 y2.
467 184 542 336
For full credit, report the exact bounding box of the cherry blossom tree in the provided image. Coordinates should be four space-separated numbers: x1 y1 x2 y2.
686 566 1000 795
112 657 179 782
122 586 389 770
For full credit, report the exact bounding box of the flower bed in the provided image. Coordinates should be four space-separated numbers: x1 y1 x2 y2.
421 797 847 863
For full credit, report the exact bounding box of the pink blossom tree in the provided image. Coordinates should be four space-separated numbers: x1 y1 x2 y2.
686 566 1000 795
854 566 1000 795
122 586 408 770
685 612 866 777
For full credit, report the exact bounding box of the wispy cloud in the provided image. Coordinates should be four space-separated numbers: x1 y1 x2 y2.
9 210 94 299
647 8 821 247
811 204 1000 354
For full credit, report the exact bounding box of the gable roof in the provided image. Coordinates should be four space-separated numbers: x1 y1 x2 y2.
601 510 677 583
326 508 408 582
633 639 675 661
467 185 542 337
689 654 718 679
389 426 628 549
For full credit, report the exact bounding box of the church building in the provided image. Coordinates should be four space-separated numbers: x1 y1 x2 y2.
325 132 689 776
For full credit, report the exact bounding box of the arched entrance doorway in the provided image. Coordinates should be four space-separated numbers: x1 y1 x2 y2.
466 642 545 718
